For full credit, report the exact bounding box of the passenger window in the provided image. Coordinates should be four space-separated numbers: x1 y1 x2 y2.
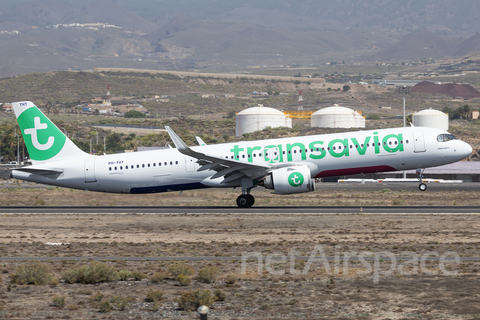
176 161 178 164
109 167 111 171
170 161 173 165
115 167 117 170
142 164 145 168
164 162 167 166
120 166 123 170
159 162 161 166
136 165 139 168
148 163 150 167
153 163 156 167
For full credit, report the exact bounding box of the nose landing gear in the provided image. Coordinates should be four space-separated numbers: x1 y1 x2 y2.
416 168 427 191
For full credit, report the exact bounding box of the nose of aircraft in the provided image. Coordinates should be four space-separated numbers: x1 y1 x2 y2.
457 141 473 159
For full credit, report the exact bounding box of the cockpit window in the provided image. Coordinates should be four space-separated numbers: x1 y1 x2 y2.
437 134 457 142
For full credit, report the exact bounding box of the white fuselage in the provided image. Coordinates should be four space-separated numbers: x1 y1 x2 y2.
12 126 472 193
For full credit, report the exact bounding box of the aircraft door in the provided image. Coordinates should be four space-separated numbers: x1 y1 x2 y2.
84 160 96 183
185 156 198 172
413 130 426 153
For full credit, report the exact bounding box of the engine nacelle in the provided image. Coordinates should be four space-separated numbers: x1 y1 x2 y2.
263 166 315 194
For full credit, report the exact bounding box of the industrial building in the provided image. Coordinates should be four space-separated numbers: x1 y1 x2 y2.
311 104 365 128
412 109 449 131
235 104 292 137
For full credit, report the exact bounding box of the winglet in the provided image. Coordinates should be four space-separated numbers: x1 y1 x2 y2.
196 136 207 146
165 126 195 156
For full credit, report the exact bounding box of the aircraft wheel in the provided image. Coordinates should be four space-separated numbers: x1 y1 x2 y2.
237 194 254 208
419 183 427 191
246 194 255 206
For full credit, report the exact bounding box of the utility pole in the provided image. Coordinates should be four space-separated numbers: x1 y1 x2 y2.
397 85 411 179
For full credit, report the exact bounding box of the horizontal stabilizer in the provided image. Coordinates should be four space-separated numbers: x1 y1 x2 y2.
13 167 64 175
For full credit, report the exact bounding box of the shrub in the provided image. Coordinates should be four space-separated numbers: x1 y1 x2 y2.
145 289 164 303
11 261 55 285
132 271 145 281
52 296 66 308
178 274 191 286
214 289 226 301
62 261 118 284
150 272 167 283
88 292 104 303
117 270 133 281
99 300 112 313
110 296 134 311
179 289 216 311
49 277 59 287
225 274 237 285
168 263 195 279
197 267 219 284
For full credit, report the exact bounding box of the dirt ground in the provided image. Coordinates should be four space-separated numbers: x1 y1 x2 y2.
1 182 480 207
0 186 479 319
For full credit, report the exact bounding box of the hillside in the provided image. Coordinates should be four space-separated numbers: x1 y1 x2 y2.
1 1 480 75
120 0 480 34
372 30 455 61
456 33 480 56
145 17 393 66
0 0 158 32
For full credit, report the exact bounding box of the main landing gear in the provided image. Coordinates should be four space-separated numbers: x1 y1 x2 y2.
236 194 255 208
416 168 427 191
237 177 255 208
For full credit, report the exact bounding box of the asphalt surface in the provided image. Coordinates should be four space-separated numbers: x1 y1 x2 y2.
0 205 479 214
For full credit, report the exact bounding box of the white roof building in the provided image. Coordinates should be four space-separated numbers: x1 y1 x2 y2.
311 104 365 128
236 104 292 137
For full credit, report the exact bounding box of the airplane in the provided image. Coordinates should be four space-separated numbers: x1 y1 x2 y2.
10 101 473 208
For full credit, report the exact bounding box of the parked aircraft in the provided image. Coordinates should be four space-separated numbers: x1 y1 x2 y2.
11 101 472 207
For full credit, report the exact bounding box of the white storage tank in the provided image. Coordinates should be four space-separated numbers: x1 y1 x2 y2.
311 104 365 128
236 104 292 137
412 109 449 131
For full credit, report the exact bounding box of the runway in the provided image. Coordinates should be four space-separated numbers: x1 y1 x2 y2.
0 205 479 214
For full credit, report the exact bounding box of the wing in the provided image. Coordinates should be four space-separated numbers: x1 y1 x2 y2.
165 126 274 184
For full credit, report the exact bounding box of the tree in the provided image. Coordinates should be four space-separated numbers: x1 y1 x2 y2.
342 85 351 92
124 110 146 118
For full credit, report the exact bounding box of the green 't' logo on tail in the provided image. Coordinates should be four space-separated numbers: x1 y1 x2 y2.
288 172 304 187
17 107 66 161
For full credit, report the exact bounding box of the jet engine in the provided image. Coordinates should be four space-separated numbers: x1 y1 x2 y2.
262 166 315 194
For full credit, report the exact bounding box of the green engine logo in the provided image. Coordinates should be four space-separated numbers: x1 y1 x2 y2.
288 172 304 187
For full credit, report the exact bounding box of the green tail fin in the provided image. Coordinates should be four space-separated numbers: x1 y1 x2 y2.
12 101 86 162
